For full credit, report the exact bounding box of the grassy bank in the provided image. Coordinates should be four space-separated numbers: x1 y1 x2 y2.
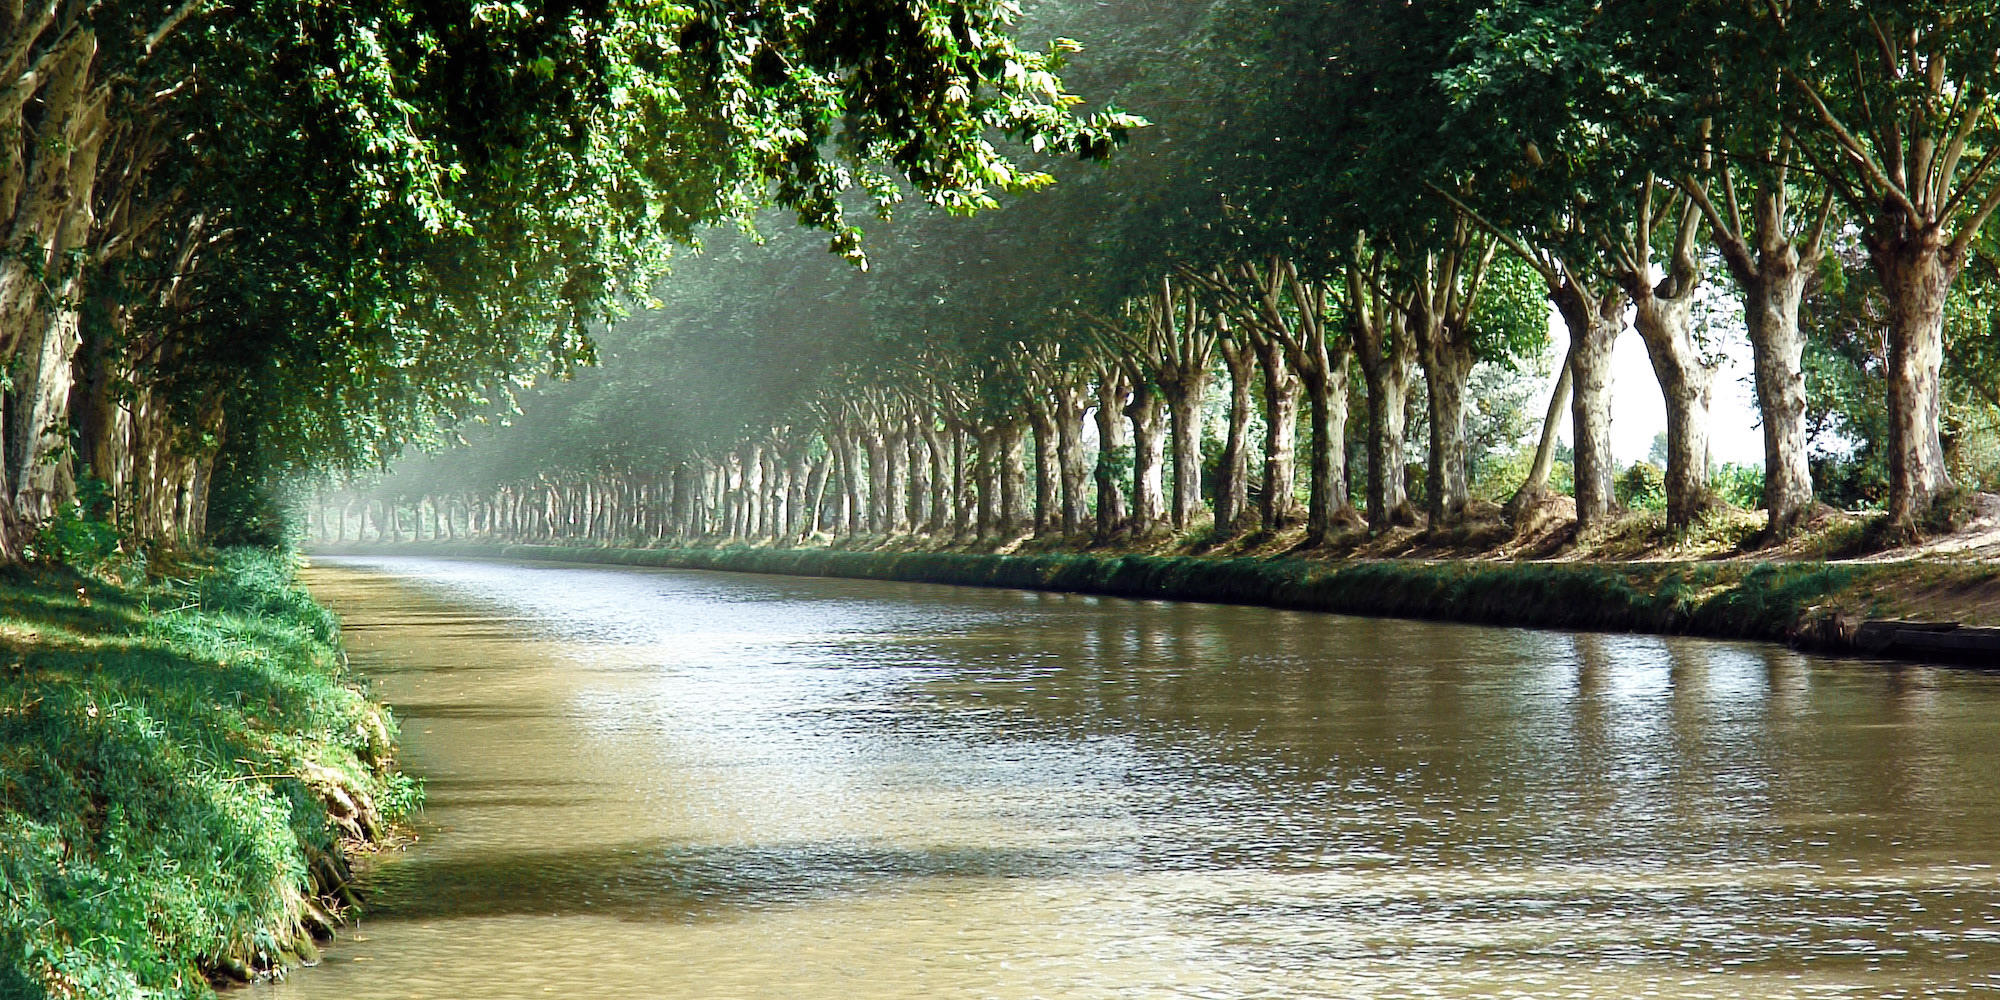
312 541 2000 656
0 549 413 999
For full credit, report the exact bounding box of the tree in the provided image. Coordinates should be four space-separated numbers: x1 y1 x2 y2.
1443 0 1731 528
3 0 1139 557
1757 0 2000 531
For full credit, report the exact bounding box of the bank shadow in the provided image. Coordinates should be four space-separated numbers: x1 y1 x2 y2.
361 838 1090 924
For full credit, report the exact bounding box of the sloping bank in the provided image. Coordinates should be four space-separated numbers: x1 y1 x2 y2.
0 548 413 999
313 542 2000 660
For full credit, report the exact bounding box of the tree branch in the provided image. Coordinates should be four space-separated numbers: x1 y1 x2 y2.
1424 182 1556 285
1787 70 1920 220
1938 140 2000 224
1950 179 2000 261
1804 190 1836 263
142 0 209 59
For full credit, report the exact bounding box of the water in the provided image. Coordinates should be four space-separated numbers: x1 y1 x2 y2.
260 556 2000 998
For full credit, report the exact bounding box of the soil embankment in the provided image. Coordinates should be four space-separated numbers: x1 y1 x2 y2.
0 549 413 999
305 542 2000 664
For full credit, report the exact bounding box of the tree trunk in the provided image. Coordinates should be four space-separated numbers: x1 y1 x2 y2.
1302 371 1354 546
1094 373 1131 540
1741 259 1814 535
1287 293 1356 546
904 431 929 533
73 295 130 499
863 431 889 535
1706 188 1820 538
951 427 972 538
1256 334 1303 532
974 428 998 539
1053 382 1089 535
1160 371 1209 532
1866 220 1959 530
806 452 831 538
1028 401 1058 535
1508 355 1572 516
769 452 790 540
1125 382 1167 537
0 32 108 544
785 452 808 540
1554 279 1626 530
1358 345 1414 530
878 431 902 534
918 424 945 534
1420 340 1476 528
1631 282 1716 529
842 435 866 536
671 463 696 540
740 460 757 540
1215 338 1255 536
997 419 1028 538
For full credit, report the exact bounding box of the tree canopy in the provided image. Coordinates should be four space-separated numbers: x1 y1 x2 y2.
1 0 1137 557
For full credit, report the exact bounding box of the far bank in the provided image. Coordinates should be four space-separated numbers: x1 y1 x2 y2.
302 542 2000 665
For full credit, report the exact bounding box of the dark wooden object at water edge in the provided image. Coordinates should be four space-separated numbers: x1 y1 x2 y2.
1854 620 2000 664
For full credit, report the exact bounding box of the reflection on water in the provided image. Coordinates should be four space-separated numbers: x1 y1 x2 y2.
259 556 2000 999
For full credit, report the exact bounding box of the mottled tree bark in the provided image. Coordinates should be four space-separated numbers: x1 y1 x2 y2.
1553 279 1627 530
1094 371 1131 540
1052 380 1090 535
996 419 1029 538
974 428 998 539
1125 381 1167 537
1355 330 1415 530
1868 217 1960 530
951 427 972 538
1158 371 1208 532
1028 400 1058 535
1621 196 1718 530
1720 200 1818 535
1254 333 1302 532
1214 334 1256 536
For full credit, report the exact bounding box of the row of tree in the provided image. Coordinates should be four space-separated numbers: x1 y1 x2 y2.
0 0 1134 559
350 0 2000 552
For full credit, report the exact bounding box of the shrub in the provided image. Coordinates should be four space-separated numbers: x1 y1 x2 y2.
28 477 121 569
1616 461 1667 510
1712 462 1765 509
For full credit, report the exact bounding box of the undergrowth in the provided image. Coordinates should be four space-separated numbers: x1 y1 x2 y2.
0 548 412 999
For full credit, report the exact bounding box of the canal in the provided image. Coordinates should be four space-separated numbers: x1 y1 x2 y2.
264 556 2000 998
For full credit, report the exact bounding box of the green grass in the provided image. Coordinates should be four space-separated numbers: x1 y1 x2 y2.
0 548 412 999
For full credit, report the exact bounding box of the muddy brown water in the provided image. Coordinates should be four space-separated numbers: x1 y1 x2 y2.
259 555 2000 999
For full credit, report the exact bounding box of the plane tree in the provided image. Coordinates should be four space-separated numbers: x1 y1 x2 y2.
1744 0 2000 532
2 0 1136 555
